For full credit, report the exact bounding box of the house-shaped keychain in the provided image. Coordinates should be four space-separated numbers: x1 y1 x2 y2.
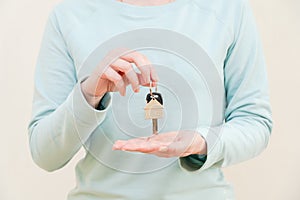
144 98 164 120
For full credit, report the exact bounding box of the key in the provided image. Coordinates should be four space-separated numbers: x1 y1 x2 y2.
144 87 164 135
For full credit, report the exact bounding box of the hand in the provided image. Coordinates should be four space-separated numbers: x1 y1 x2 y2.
81 48 159 107
112 131 207 158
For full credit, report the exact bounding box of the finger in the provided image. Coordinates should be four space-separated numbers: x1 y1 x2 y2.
120 51 154 85
112 140 127 150
150 65 159 82
112 138 144 150
122 143 160 153
120 138 148 150
122 75 130 87
110 58 140 92
102 67 126 96
119 139 161 153
95 47 132 74
137 74 157 87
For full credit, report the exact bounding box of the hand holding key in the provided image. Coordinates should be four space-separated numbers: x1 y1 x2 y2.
80 48 159 108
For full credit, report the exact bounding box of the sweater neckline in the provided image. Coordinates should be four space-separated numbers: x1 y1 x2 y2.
104 0 188 16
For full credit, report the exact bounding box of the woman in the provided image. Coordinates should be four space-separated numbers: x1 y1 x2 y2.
28 0 272 199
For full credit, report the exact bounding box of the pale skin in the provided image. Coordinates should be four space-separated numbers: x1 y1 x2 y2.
80 0 207 157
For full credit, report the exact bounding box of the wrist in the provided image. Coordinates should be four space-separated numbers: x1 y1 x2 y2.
81 76 107 97
192 133 207 155
80 83 105 108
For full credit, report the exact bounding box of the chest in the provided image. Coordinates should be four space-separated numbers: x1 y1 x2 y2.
65 6 232 79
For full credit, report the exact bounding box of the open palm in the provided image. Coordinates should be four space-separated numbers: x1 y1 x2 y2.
113 131 207 158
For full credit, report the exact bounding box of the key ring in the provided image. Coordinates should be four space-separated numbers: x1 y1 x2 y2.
149 82 157 97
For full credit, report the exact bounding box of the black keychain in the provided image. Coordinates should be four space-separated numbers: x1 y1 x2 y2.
146 92 163 105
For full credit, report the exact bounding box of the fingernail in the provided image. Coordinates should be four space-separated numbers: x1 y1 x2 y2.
113 140 125 150
134 87 140 93
120 91 126 96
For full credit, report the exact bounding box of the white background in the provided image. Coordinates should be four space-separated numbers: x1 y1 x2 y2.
0 0 299 199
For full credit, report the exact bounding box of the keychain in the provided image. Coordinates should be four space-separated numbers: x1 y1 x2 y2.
144 83 164 135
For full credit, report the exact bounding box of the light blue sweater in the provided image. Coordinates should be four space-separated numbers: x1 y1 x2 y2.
28 0 272 199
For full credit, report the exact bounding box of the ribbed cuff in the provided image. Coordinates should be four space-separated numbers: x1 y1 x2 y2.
68 83 111 125
178 126 224 173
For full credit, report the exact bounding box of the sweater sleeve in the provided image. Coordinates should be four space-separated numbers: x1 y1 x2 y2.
27 9 111 172
179 0 273 172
